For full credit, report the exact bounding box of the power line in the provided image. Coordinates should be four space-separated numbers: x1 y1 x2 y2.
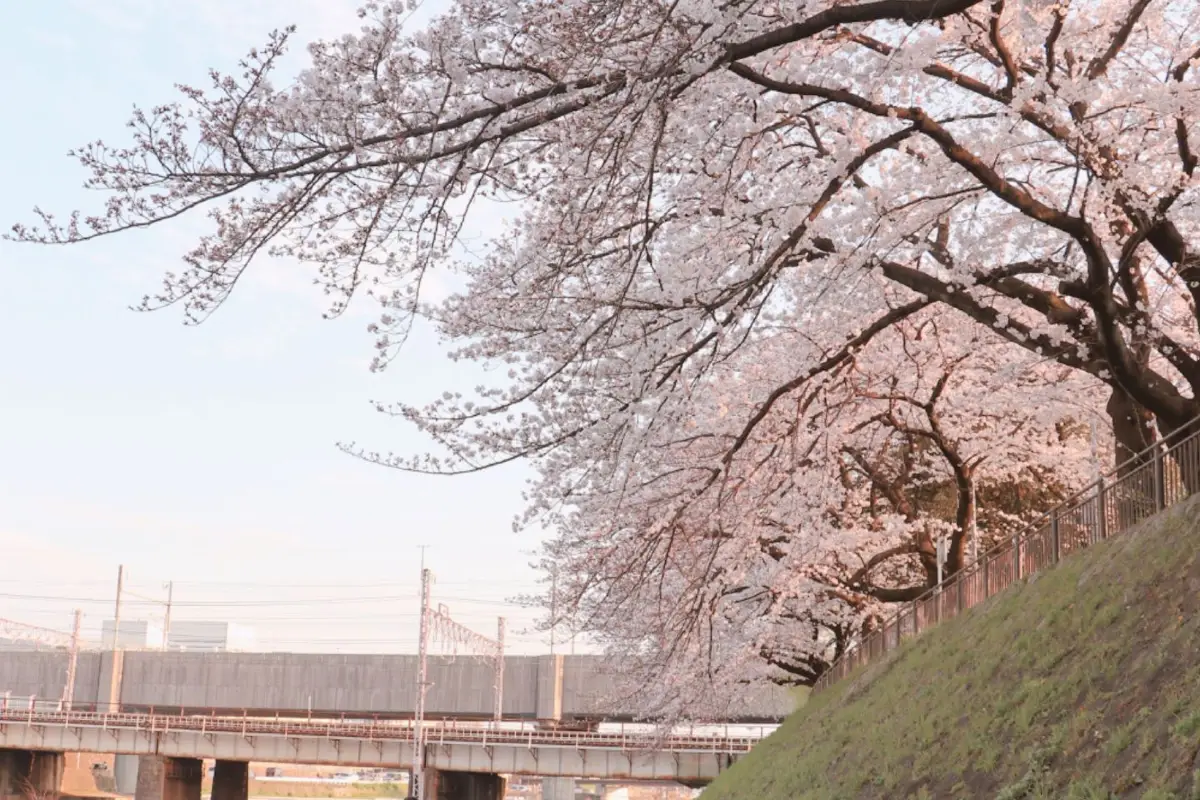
0 591 532 607
0 577 541 589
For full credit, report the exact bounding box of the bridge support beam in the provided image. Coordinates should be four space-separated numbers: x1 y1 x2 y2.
422 768 505 800
114 755 139 794
0 749 64 799
211 761 248 800
535 655 564 722
541 777 576 800
135 755 202 800
96 650 125 713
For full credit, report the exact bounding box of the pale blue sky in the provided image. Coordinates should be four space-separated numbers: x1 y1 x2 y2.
0 2 560 654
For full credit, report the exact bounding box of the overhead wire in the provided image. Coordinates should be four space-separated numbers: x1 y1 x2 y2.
0 575 564 654
0 591 533 607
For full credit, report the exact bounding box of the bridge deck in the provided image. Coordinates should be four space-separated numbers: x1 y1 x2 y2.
0 706 759 754
0 699 763 781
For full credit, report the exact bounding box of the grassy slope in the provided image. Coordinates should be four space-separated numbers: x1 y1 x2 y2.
703 495 1200 800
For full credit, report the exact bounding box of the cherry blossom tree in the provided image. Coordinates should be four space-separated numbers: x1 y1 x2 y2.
535 304 1106 715
9 0 1195 708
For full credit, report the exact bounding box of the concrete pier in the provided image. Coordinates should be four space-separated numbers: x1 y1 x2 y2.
0 750 64 799
134 756 202 800
210 761 248 800
114 755 139 794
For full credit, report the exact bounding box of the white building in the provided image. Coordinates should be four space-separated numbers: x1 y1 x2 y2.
99 619 255 651
167 621 256 652
101 620 165 650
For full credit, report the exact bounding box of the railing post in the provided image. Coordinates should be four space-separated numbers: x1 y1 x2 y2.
1013 535 1022 580
1051 509 1061 564
982 556 990 598
1096 478 1107 543
1154 445 1166 511
911 602 919 635
957 574 965 612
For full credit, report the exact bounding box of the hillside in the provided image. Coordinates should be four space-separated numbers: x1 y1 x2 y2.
702 495 1200 799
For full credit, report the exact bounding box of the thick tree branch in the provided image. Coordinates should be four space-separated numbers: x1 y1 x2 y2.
723 0 986 63
988 0 1021 96
1086 0 1155 80
845 542 920 589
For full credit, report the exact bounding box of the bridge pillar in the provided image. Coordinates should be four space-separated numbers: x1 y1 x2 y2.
0 749 64 799
541 777 576 800
114 755 139 794
211 761 248 800
134 755 202 800
422 769 505 800
96 650 125 713
535 655 564 722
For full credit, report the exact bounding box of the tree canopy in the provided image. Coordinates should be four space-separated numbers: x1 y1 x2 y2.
12 0 1198 716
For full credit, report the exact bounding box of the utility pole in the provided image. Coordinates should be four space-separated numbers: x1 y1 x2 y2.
162 582 174 650
412 566 432 800
62 610 82 708
111 565 125 651
411 545 429 800
549 564 557 655
494 618 506 722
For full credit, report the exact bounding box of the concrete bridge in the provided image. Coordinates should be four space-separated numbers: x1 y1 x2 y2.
0 702 760 800
0 650 792 724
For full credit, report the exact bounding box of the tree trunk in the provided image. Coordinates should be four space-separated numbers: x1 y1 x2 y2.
1108 385 1156 474
1107 386 1158 527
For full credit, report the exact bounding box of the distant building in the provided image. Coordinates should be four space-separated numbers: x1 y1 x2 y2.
167 621 255 652
101 620 164 650
99 619 255 651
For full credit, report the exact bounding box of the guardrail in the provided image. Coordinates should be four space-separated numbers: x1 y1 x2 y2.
0 696 763 754
813 420 1200 692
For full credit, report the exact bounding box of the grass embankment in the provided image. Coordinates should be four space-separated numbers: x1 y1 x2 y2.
703 495 1200 799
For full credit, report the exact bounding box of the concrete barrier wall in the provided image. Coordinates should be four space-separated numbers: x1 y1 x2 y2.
0 651 792 721
0 651 103 705
118 652 550 718
561 655 615 716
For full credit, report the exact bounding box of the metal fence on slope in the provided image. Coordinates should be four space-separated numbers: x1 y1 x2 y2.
812 421 1200 692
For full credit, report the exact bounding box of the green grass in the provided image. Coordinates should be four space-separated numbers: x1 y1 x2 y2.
702 495 1200 799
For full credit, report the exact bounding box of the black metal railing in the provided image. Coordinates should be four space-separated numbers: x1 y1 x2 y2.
812 421 1200 692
